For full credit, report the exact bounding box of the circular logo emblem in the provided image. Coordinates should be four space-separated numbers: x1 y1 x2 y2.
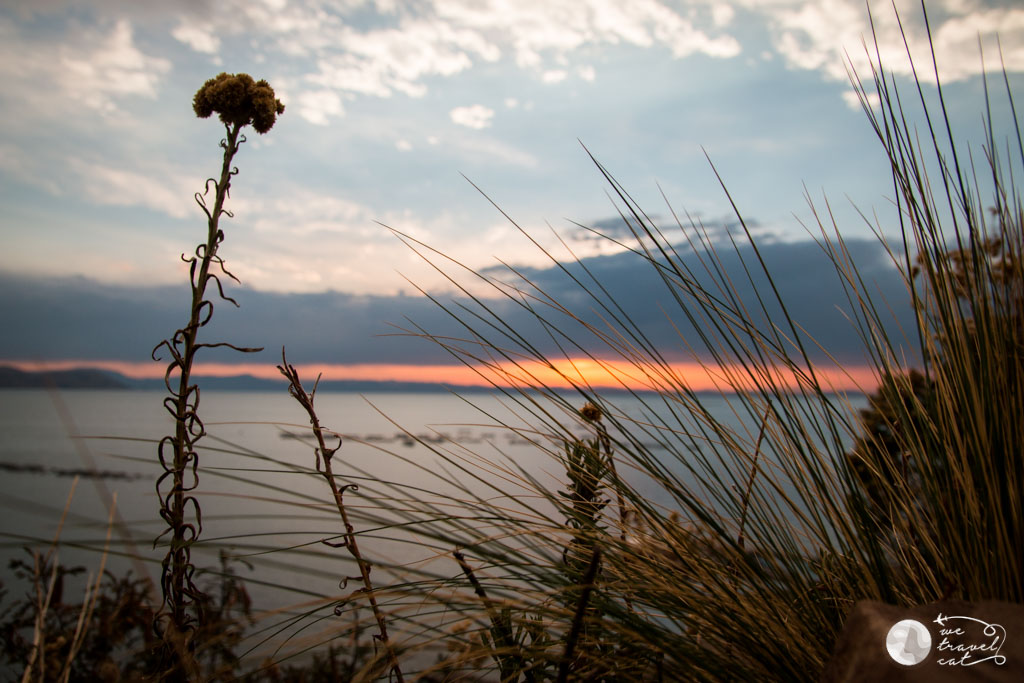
886 619 932 666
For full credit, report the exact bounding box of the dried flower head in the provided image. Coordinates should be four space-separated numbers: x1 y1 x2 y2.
193 72 285 134
580 401 603 423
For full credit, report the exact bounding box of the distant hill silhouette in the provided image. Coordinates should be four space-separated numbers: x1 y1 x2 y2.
0 364 494 393
0 365 129 389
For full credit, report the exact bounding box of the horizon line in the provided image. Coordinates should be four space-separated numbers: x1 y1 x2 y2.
3 358 881 394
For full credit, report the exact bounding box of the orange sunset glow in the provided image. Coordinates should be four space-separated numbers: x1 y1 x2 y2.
9 358 879 393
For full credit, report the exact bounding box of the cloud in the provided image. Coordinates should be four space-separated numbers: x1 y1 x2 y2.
566 214 783 258
0 149 524 296
59 19 172 112
0 16 171 118
435 0 740 66
302 17 499 100
108 0 743 113
0 149 198 222
739 0 1024 86
171 19 221 54
0 235 918 370
642 0 741 58
0 128 210 224
477 232 917 366
541 69 568 84
187 187 533 295
710 2 734 28
445 134 539 168
217 188 395 292
295 89 345 125
4 1 1018 131
231 189 370 237
68 159 196 219
0 269 461 367
450 104 495 129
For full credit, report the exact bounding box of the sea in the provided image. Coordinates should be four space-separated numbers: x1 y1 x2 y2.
0 387 867 671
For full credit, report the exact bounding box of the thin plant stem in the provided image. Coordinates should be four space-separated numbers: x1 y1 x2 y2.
278 350 405 683
151 122 259 675
557 547 602 683
737 407 772 552
453 548 536 683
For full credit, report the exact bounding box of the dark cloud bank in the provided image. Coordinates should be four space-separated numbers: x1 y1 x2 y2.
0 235 918 373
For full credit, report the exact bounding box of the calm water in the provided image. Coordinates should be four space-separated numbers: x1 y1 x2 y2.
0 389 557 589
0 387 865 667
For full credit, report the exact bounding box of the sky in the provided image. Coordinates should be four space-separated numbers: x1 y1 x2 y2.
1 0 1022 392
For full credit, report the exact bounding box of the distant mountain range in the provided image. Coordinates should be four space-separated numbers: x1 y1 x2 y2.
0 365 132 389
0 365 493 393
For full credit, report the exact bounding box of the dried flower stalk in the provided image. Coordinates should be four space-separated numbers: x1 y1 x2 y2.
277 351 404 682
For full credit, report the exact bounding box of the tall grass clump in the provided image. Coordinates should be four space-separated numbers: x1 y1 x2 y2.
844 17 1023 601
378 6 1021 680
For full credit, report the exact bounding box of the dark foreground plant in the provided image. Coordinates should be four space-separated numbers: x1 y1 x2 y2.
150 72 283 675
1 552 154 682
0 545 330 681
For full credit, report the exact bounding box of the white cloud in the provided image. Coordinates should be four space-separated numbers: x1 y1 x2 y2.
10 0 1013 129
232 190 371 236
60 20 172 112
70 159 195 219
447 135 539 168
435 0 742 67
306 18 498 99
643 1 741 58
171 20 221 54
137 0 746 110
711 2 735 28
0 17 171 118
0 129 202 221
738 0 1024 84
204 187 498 294
396 139 413 151
296 89 345 125
542 69 568 84
450 104 495 129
